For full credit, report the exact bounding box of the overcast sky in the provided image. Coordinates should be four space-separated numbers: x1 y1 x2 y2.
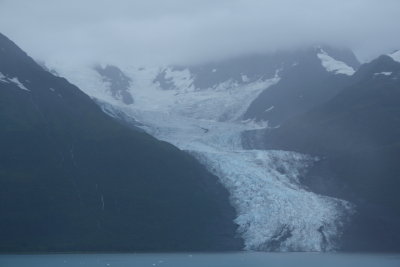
0 0 400 66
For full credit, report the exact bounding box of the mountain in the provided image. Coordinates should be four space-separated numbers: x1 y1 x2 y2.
154 52 286 91
0 33 243 252
149 47 400 251
153 46 359 128
243 46 360 127
46 48 365 252
262 54 400 251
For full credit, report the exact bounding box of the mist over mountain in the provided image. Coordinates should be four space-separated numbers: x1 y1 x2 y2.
39 37 396 251
1 0 400 255
1 0 400 66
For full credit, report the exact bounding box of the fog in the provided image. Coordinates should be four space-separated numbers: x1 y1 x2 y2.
0 0 400 66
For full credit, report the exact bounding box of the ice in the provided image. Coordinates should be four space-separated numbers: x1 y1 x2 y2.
193 150 352 251
317 49 355 76
53 63 354 252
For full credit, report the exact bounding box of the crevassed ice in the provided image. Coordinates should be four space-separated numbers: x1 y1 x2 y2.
317 49 355 76
54 64 354 252
192 150 352 251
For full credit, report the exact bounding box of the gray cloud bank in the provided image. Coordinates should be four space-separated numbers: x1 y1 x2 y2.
0 0 400 66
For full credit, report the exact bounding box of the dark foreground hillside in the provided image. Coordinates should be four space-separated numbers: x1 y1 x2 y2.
0 33 242 252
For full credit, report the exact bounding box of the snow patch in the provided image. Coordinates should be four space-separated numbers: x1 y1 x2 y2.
389 50 400 63
0 73 30 91
317 49 355 76
0 72 7 83
265 106 274 112
374 72 392 76
9 77 30 91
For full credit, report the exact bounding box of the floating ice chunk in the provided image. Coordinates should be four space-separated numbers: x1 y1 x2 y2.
317 49 355 76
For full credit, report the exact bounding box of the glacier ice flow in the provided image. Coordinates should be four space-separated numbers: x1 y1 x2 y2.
52 64 354 252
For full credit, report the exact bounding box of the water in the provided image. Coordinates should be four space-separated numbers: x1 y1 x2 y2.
1 253 400 267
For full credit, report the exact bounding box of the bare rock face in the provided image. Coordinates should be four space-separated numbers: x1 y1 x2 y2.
94 65 134 105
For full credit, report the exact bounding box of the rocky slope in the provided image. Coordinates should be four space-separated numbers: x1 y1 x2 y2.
263 54 400 251
0 33 242 252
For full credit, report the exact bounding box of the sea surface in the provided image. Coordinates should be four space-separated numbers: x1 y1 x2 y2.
1 253 400 267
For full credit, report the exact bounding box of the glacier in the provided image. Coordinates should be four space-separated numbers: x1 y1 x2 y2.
50 63 354 252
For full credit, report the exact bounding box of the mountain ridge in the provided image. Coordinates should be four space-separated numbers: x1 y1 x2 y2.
261 54 400 251
0 32 243 252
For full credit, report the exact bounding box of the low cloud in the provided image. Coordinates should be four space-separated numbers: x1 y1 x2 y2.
1 0 400 66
